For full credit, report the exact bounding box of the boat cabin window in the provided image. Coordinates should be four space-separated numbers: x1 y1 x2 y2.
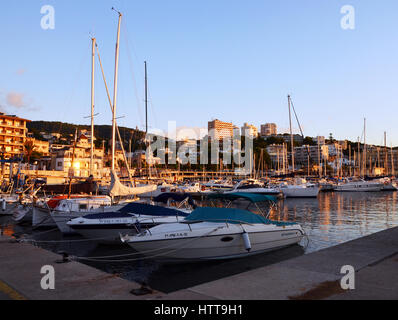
79 204 88 210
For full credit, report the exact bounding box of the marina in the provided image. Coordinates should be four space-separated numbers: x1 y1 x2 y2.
1 190 397 297
1 1 398 304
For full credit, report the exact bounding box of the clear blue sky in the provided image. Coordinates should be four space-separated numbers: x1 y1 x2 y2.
1 0 397 146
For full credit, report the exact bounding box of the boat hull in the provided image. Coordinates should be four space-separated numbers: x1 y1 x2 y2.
281 187 319 198
335 184 383 192
126 226 304 261
32 206 57 228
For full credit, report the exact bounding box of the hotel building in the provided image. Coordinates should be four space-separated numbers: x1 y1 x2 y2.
0 113 30 159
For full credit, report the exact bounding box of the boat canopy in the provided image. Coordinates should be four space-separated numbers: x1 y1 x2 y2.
206 192 277 203
185 207 296 226
153 193 195 206
117 202 189 217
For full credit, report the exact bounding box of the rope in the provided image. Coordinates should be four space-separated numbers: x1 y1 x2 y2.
21 234 119 244
73 226 224 262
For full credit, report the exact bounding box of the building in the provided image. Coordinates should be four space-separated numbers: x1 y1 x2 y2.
0 113 30 159
50 134 104 178
26 138 50 156
208 119 236 141
261 123 277 137
241 123 259 138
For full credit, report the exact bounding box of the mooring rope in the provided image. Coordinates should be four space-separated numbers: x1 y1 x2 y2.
72 226 224 262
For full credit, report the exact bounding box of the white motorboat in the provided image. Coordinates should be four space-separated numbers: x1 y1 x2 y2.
12 204 33 224
279 178 320 198
67 200 192 243
335 179 383 192
226 179 281 196
379 177 397 191
138 182 179 198
0 194 20 216
202 179 234 191
122 193 305 262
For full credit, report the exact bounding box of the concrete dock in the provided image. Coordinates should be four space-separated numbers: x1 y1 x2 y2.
1 227 397 300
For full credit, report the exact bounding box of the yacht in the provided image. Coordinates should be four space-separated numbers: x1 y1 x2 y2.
335 179 383 192
226 179 281 196
121 193 305 262
279 178 320 198
67 195 193 243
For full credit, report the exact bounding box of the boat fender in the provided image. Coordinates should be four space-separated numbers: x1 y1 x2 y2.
1 199 6 211
242 232 251 252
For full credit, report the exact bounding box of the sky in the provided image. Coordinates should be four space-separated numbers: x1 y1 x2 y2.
0 0 398 146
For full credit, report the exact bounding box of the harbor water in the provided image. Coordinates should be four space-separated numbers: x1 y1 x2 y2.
1 191 398 293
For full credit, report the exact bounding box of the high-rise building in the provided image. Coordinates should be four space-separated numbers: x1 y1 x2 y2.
241 123 258 138
208 119 235 141
0 113 30 159
261 123 277 137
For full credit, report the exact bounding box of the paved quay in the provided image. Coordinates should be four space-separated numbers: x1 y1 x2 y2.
160 226 398 300
1 227 397 300
0 235 154 300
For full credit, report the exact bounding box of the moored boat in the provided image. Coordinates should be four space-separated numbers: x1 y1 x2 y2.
121 193 305 262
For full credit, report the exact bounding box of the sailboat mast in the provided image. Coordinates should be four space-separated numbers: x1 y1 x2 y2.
145 61 148 135
90 37 96 176
363 118 366 176
288 95 295 172
384 132 388 175
111 11 122 171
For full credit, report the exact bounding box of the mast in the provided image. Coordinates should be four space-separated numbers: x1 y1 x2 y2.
111 10 122 171
90 37 96 176
363 118 366 176
288 95 295 172
384 132 388 175
145 61 148 135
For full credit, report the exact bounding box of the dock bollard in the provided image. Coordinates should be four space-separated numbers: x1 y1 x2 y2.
55 251 70 264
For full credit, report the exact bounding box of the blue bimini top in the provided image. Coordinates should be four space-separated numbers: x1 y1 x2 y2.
118 202 190 217
184 207 297 226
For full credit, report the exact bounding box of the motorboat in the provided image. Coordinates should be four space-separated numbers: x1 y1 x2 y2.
335 179 383 192
226 179 281 196
32 195 114 232
202 179 234 191
0 194 21 216
378 177 397 191
279 178 320 198
67 198 193 243
138 182 179 198
121 193 305 262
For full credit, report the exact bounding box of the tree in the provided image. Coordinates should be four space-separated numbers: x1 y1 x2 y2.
24 139 35 164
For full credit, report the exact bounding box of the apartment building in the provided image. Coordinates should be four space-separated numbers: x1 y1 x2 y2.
0 113 30 159
208 119 236 141
260 123 277 137
241 123 259 138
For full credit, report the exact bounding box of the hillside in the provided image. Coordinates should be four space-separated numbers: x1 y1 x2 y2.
27 121 146 150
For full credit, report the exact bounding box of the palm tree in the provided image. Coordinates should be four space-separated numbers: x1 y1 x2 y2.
24 139 35 165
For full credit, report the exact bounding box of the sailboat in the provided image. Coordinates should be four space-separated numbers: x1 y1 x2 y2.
281 95 320 198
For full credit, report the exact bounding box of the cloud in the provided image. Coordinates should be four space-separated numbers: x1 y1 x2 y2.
6 92 27 108
16 69 26 75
